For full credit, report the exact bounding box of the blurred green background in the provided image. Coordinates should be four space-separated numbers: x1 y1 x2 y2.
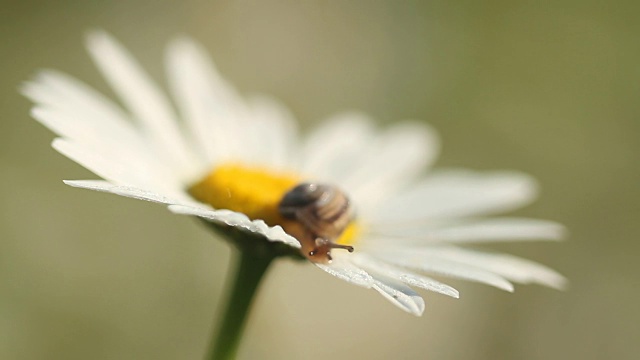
1 1 639 359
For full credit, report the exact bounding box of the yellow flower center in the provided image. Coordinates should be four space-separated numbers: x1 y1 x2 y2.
188 163 359 247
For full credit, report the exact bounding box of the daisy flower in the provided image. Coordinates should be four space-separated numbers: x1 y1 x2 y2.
23 31 565 320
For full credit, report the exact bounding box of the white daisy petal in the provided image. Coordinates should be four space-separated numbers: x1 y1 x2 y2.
373 248 515 292
22 70 134 137
63 180 194 205
52 138 181 194
369 218 565 244
165 38 251 165
342 122 439 211
423 246 567 290
53 138 140 187
372 170 538 223
86 31 200 179
246 96 299 170
351 253 459 298
31 105 139 154
314 254 375 288
168 205 301 249
372 275 425 316
300 112 375 180
165 38 220 163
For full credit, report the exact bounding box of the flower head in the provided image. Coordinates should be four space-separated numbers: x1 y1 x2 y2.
23 31 565 316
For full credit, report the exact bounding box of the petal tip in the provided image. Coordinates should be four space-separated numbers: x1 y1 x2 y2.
554 225 569 240
500 281 515 293
542 272 569 291
85 29 109 46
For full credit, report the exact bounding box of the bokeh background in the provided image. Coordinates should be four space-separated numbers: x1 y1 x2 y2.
1 1 639 359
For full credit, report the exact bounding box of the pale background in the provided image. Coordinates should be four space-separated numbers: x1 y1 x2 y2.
1 1 639 359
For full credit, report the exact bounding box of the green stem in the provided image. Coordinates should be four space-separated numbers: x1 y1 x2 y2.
208 249 274 360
